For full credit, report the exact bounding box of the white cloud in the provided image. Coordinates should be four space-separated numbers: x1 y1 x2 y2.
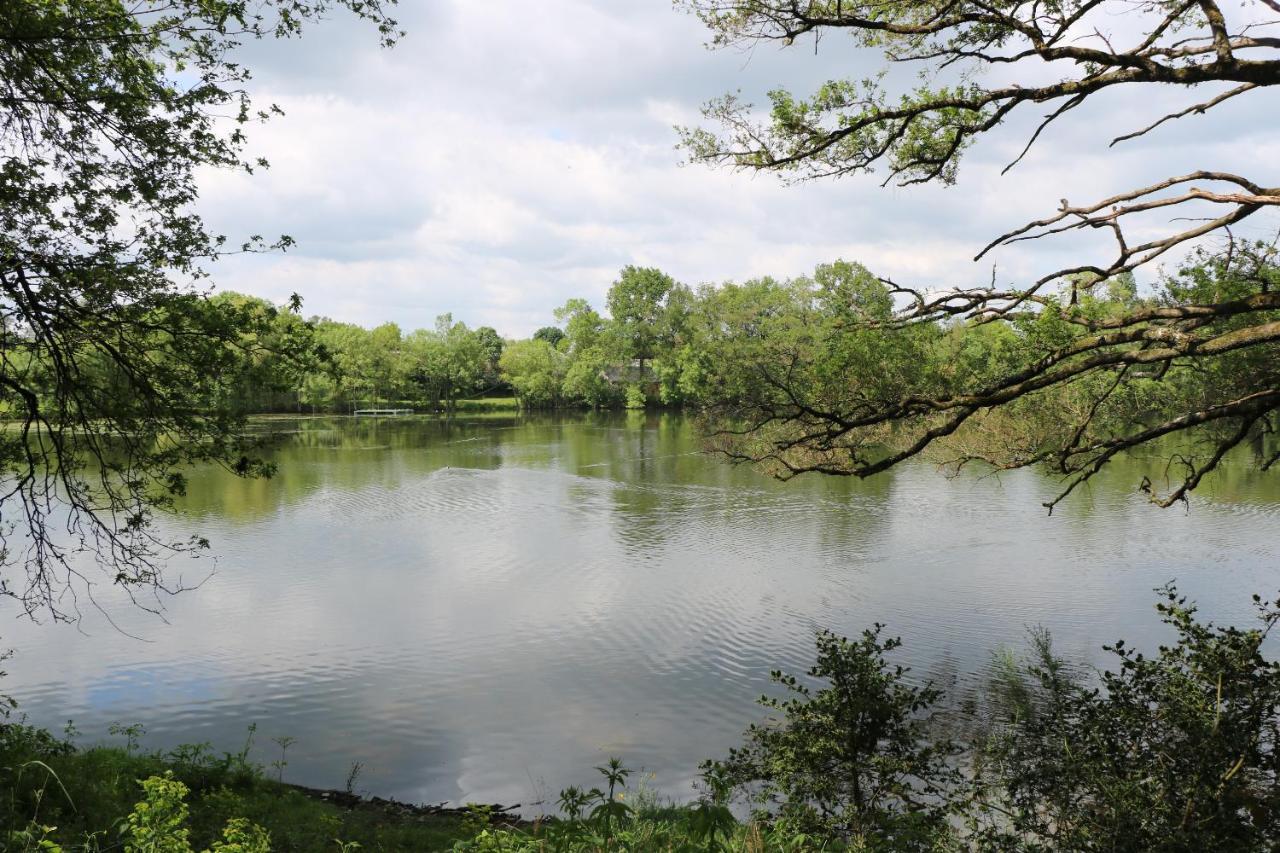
194 1 1277 336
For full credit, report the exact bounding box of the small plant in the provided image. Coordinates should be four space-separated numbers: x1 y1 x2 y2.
207 818 270 853
109 722 147 755
124 772 192 852
6 759 75 842
5 821 63 852
235 724 257 766
555 785 591 822
460 803 492 838
623 384 646 410
343 761 363 796
590 757 632 841
689 763 736 851
268 737 296 784
121 772 270 853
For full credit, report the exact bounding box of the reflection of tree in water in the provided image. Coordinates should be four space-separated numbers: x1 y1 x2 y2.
173 415 1280 533
177 416 521 520
604 414 897 570
1015 432 1280 517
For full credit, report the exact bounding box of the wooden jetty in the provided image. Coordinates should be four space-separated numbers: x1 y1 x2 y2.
353 408 414 417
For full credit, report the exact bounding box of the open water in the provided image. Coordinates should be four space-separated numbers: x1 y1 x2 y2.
6 414 1278 808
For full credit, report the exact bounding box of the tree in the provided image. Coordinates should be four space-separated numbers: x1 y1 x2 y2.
499 339 567 408
412 314 486 412
532 326 566 349
606 266 678 377
366 322 407 403
0 0 397 619
206 292 316 414
473 326 505 390
312 320 376 407
680 0 1280 507
651 283 699 405
554 298 607 354
562 347 621 409
554 298 620 407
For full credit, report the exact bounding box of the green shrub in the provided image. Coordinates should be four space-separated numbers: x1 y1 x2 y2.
623 384 646 410
123 772 269 853
707 626 960 850
972 586 1280 851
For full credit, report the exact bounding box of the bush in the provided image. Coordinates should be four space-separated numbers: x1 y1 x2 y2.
973 586 1280 851
703 587 1280 851
707 626 961 850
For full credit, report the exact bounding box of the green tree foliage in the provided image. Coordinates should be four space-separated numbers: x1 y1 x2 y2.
298 315 495 412
532 326 566 349
709 627 959 848
403 315 487 412
974 589 1280 851
202 294 316 415
554 299 606 354
499 339 567 408
473 326 505 390
606 266 677 376
561 349 621 409
679 0 1280 507
307 321 377 408
554 298 619 408
0 0 397 617
365 322 407 403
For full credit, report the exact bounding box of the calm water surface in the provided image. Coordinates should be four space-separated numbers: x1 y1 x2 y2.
8 414 1280 808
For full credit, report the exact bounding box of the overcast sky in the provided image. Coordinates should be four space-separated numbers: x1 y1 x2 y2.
195 1 1279 337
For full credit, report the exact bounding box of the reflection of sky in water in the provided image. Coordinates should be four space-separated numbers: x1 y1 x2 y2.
84 665 224 711
5 414 1279 810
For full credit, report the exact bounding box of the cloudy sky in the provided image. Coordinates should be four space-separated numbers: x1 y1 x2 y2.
196 1 1278 337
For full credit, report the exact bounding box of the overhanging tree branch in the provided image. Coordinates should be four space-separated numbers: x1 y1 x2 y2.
684 0 1280 507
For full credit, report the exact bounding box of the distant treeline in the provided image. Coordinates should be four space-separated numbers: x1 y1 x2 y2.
206 264 704 413
206 252 1262 433
216 262 911 413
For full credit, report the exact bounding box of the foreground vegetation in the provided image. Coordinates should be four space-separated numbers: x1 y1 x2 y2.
0 722 472 851
5 585 1277 851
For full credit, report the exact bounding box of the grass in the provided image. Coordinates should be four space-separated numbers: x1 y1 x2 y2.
0 722 473 851
0 722 813 851
451 396 519 412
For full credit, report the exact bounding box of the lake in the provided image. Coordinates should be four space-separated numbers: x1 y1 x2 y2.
6 413 1279 810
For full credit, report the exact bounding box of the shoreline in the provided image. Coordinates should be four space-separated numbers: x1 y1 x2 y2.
285 781 532 828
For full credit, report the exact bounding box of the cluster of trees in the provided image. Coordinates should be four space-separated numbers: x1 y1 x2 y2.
405 245 1279 514
301 316 504 413
500 266 686 409
185 297 509 415
204 266 693 414
30 239 1280 520
688 245 1280 509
